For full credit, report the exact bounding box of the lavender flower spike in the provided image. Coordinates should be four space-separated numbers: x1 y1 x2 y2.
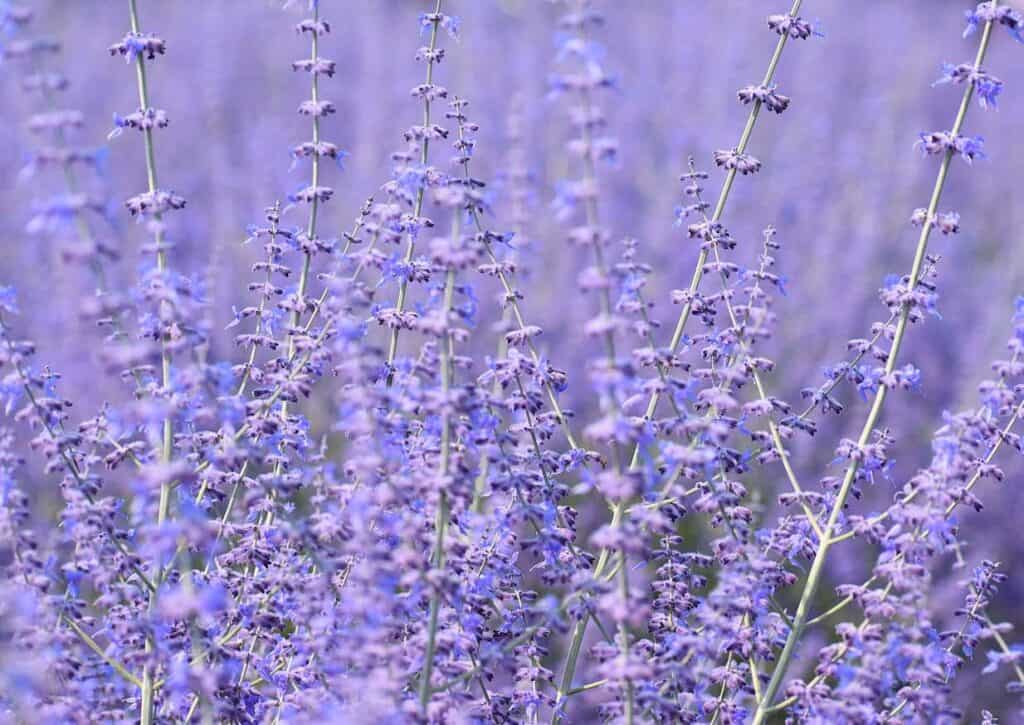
384 0 448 384
752 9 1016 721
111 1 180 720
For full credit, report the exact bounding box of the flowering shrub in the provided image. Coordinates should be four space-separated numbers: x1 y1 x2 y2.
1 0 1023 722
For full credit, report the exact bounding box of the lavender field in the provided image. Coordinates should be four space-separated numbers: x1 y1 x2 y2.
1 0 1024 722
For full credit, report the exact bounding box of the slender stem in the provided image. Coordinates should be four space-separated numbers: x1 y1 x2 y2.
804 576 880 628
552 5 633 718
751 20 995 721
627 0 805 473
385 0 444 384
289 4 321 364
556 0 807 691
126 0 174 718
617 547 634 724
63 610 144 688
770 389 1022 713
709 650 739 724
0 315 157 593
470 323 507 514
566 679 608 697
190 211 370 511
7 527 143 690
748 655 763 703
452 112 582 498
471 217 580 450
888 579 988 718
468 112 524 514
830 398 1022 547
554 4 812 691
241 5 329 567
983 613 1024 687
418 227 459 709
239 0 329 589
801 384 1022 632
235 204 281 397
692 172 823 535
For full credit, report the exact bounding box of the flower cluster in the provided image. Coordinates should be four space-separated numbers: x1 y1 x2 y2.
0 1 1023 723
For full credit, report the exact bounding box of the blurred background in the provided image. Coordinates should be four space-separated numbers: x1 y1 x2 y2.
3 0 1024 717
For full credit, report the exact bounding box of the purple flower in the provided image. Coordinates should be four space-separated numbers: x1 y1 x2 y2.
0 0 1023 721
713 149 762 175
108 31 166 62
916 130 986 162
108 107 169 139
419 12 460 39
935 62 1004 109
964 2 1024 42
767 14 819 39
737 83 791 113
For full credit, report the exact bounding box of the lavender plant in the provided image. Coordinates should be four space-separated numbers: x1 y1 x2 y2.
1 0 1024 723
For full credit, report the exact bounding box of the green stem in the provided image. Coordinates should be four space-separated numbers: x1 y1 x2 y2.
126 0 173 718
470 217 580 450
694 174 824 536
64 613 145 689
470 320 507 513
418 220 459 710
769 385 1022 712
290 3 321 364
982 613 1024 687
8 533 143 690
0 315 157 593
552 5 634 718
627 0 804 473
751 19 995 722
566 679 608 697
241 0 327 579
385 0 444 385
553 0 809 696
235 205 281 397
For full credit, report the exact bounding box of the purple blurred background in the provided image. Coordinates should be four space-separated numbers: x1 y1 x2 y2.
3 0 1023 715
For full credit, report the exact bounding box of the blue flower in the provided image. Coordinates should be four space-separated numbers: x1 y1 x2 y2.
0 285 18 314
977 76 1004 109
107 112 128 139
